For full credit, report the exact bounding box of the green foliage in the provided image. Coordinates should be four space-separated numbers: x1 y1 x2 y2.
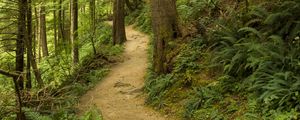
23 107 102 120
177 0 220 22
185 86 223 118
264 109 299 120
97 24 113 44
0 21 119 120
210 1 300 112
193 108 224 120
174 38 205 74
145 73 175 107
126 4 152 33
39 55 73 88
171 37 209 87
80 106 103 120
0 53 15 70
146 0 300 119
25 110 53 120
0 0 119 119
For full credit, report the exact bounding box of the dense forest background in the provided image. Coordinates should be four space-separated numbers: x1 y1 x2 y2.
1 0 300 119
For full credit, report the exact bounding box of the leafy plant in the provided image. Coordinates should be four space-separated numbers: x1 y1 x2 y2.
185 85 223 118
80 106 103 120
177 0 220 22
145 73 175 106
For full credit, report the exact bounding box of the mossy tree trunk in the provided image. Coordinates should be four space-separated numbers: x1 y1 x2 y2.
150 0 180 74
53 0 58 54
58 0 65 53
113 0 126 45
39 3 49 57
27 5 44 87
71 0 79 64
26 0 32 89
16 0 27 118
90 0 97 55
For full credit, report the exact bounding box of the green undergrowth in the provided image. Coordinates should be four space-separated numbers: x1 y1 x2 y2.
126 3 152 34
24 105 103 120
0 22 123 120
131 0 300 119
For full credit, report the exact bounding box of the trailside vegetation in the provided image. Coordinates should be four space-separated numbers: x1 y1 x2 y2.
128 0 300 119
0 0 123 119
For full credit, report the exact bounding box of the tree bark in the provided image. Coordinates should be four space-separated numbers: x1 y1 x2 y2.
150 0 180 74
16 0 27 118
58 0 65 52
34 7 39 60
71 0 79 64
26 0 32 89
53 0 58 54
90 0 96 55
113 0 126 45
27 4 43 87
30 56 43 87
17 0 26 92
39 3 49 57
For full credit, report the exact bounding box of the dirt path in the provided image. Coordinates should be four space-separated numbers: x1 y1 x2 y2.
78 24 169 120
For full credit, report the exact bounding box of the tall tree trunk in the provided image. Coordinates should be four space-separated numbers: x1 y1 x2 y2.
53 0 58 54
16 0 27 119
150 0 180 74
26 2 44 87
26 0 32 89
113 0 126 45
71 0 79 64
17 0 27 92
40 4 49 57
34 7 39 60
90 0 96 55
33 24 36 58
26 51 31 89
58 0 65 52
30 56 43 87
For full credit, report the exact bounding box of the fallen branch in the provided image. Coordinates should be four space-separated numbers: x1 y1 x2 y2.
0 69 20 78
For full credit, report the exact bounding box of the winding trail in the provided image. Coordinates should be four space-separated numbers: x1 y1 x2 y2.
78 23 169 120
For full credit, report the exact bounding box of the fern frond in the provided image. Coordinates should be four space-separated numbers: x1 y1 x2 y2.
245 18 263 27
264 12 292 25
238 27 262 38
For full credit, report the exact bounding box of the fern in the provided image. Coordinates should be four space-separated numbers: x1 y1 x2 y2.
184 86 222 118
238 27 262 38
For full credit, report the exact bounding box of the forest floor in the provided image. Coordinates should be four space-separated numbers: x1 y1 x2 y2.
77 22 171 120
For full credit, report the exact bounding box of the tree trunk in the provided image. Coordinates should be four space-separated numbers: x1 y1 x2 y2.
150 0 180 74
113 0 126 45
71 0 79 64
27 4 44 87
30 56 43 87
40 4 49 57
34 7 39 60
53 0 58 54
26 0 32 89
17 0 26 92
90 0 96 55
16 0 27 118
58 0 65 52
